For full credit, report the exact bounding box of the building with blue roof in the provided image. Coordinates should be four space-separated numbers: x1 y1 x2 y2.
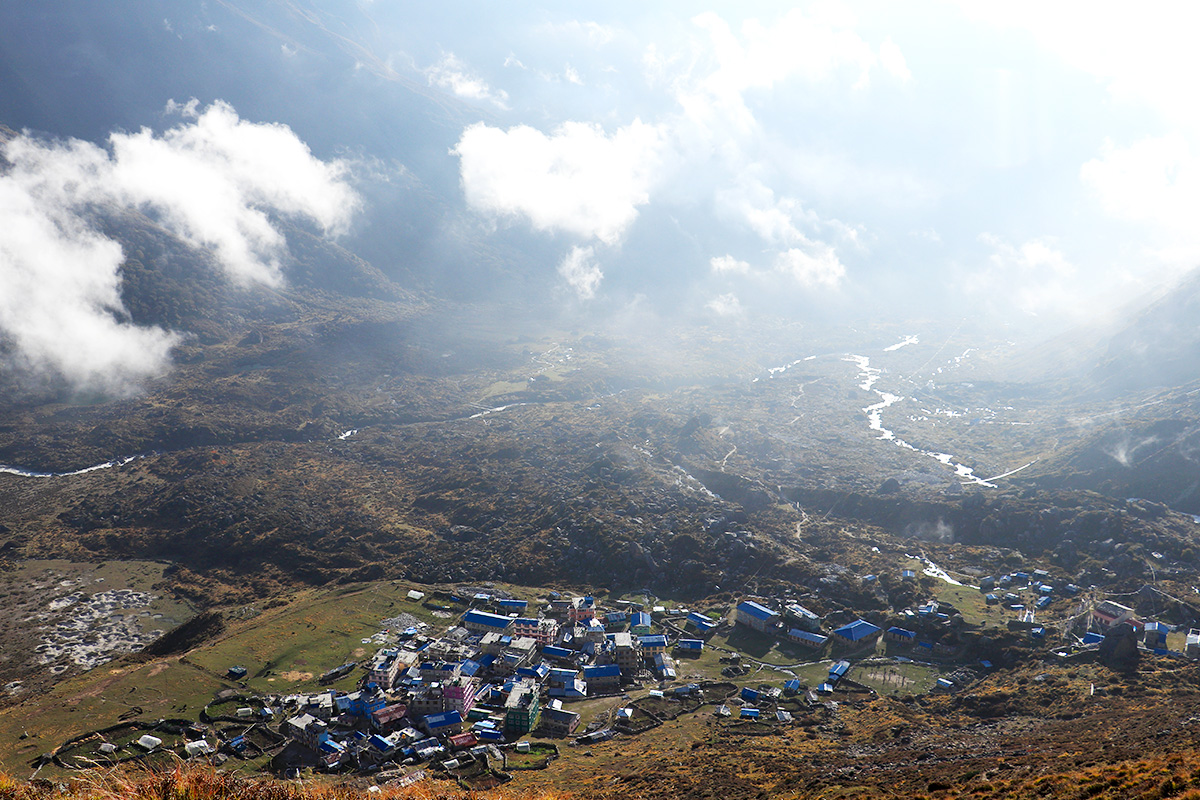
740 687 760 702
495 598 528 611
542 645 575 664
686 612 718 634
639 634 668 656
675 638 704 654
653 653 677 679
462 609 513 634
631 612 652 634
422 709 464 736
736 600 780 632
740 707 760 719
583 663 621 693
833 619 881 643
787 628 828 648
885 626 916 643
1145 621 1170 649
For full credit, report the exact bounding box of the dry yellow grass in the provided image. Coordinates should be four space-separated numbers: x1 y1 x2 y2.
0 763 569 800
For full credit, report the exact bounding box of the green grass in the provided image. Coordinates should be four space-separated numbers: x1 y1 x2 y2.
187 582 444 693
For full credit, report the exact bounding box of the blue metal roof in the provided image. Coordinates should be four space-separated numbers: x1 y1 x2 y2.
638 634 667 647
462 609 513 629
677 638 703 650
583 663 621 678
789 629 828 644
886 626 915 639
424 710 463 728
740 687 760 701
496 598 528 609
833 620 881 641
737 600 778 621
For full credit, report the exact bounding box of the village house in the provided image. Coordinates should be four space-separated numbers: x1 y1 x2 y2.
686 611 718 635
736 600 780 633
638 634 668 657
511 616 559 646
833 619 881 644
462 609 514 635
568 596 596 624
421 709 464 737
611 631 642 675
1093 600 1135 630
787 628 828 648
366 649 409 690
494 598 528 613
583 663 621 694
1187 629 1200 658
504 681 540 734
785 603 821 632
538 701 581 737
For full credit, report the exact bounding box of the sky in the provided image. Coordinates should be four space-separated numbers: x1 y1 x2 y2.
2 0 1200 388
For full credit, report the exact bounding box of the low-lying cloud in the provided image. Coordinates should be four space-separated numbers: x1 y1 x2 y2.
0 100 359 394
453 119 664 246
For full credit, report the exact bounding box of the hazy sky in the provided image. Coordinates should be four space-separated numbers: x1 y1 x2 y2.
3 1 1200 387
393 0 1200 322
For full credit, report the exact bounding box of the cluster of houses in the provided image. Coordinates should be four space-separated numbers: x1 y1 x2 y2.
268 592 721 771
730 566 1195 665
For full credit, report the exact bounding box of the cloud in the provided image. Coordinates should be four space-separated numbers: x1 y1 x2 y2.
424 53 510 108
453 119 665 244
557 245 603 299
710 255 751 274
706 292 743 316
535 20 615 48
775 246 845 288
683 8 910 132
1081 133 1200 267
966 234 1088 320
0 174 179 395
0 101 359 393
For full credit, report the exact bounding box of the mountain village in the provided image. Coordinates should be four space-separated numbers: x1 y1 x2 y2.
41 560 1200 790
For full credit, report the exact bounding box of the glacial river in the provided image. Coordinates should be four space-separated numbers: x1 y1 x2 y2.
762 334 1036 489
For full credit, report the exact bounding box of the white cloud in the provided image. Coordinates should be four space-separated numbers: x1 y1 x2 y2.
454 119 665 245
967 234 1088 319
0 101 360 392
878 37 911 83
536 20 615 48
1081 133 1200 267
106 101 359 286
775 246 845 288
962 2 1200 131
706 292 743 316
424 53 510 108
710 255 751 274
683 8 909 132
557 245 603 299
0 174 178 395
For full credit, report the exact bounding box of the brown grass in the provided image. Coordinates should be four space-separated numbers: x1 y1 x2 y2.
0 763 568 800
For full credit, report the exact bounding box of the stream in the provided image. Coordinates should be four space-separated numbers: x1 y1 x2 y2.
760 334 1035 489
